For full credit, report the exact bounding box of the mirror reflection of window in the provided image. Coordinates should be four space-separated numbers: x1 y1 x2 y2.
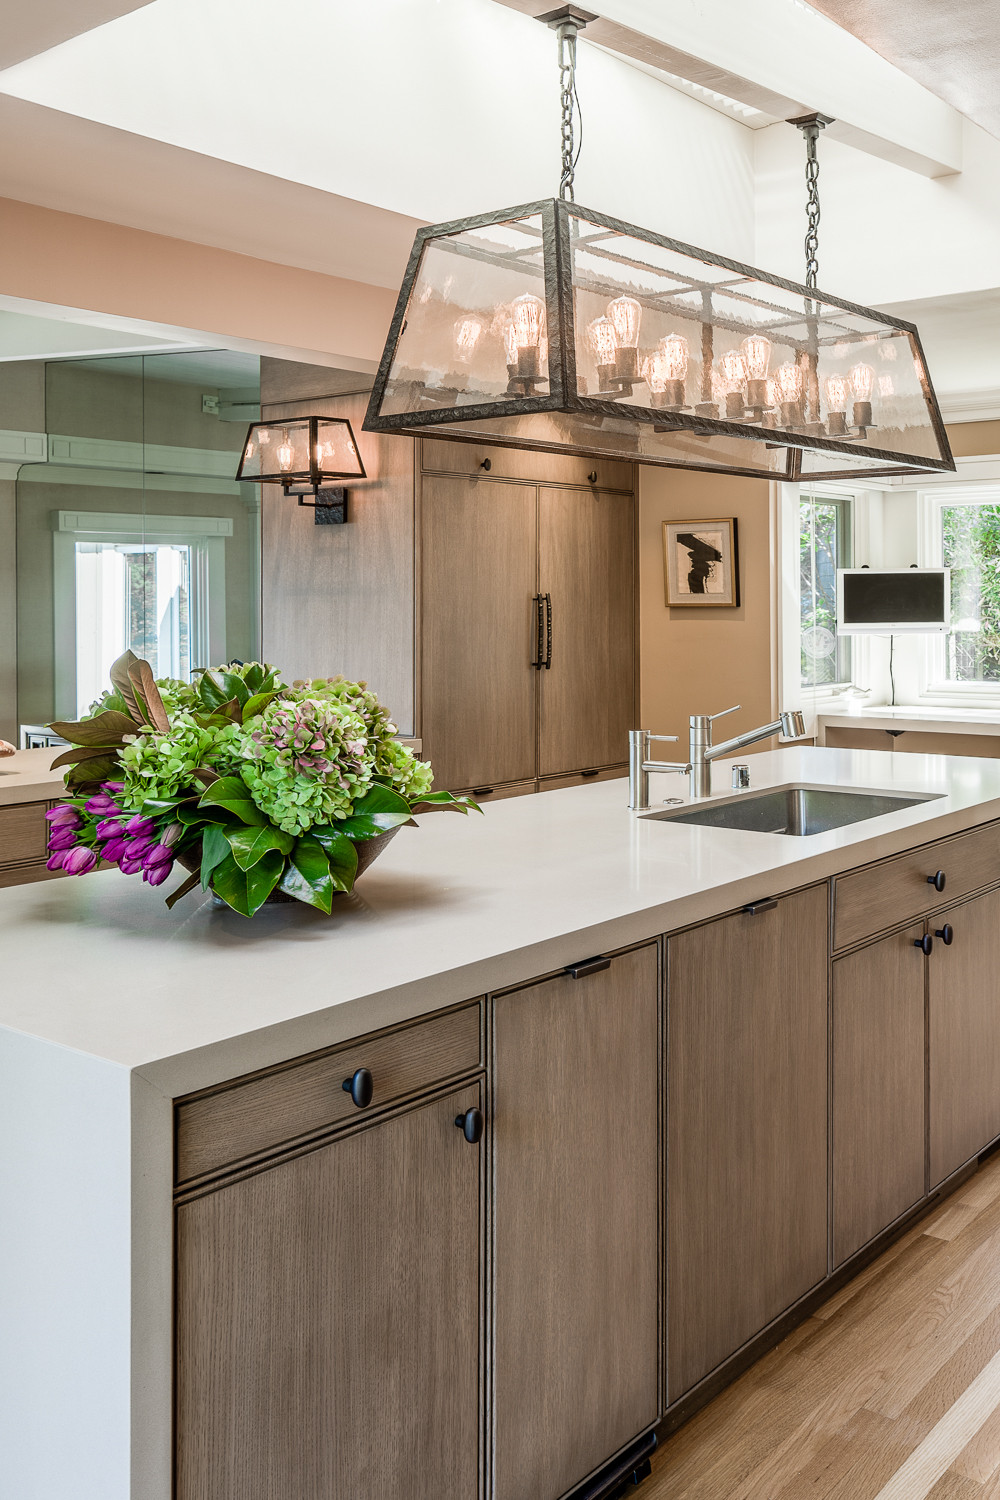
75 541 192 713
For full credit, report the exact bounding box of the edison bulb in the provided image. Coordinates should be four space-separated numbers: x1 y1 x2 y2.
277 436 294 471
243 439 255 462
775 362 803 403
511 293 545 350
647 333 688 408
607 296 642 349
454 315 485 362
850 363 875 401
503 322 519 367
740 336 771 381
588 316 618 368
825 375 848 412
719 349 747 391
644 352 667 395
660 333 689 380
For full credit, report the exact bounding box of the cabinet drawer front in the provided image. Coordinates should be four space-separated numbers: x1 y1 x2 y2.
834 822 1000 949
176 1003 482 1184
456 780 536 802
420 437 632 492
538 766 627 791
0 802 48 865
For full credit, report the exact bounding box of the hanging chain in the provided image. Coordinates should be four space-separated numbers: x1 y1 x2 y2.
790 113 833 289
545 10 589 201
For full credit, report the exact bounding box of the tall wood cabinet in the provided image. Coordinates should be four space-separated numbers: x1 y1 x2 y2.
420 442 636 794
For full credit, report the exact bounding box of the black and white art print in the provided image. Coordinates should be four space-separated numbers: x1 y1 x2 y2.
662 518 740 608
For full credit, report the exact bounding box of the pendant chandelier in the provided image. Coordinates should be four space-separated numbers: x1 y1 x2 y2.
364 7 954 483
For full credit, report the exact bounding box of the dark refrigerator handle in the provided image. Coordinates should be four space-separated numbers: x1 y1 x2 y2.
530 595 544 669
543 593 552 669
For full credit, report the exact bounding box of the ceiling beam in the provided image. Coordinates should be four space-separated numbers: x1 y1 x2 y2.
0 2 156 70
494 0 963 177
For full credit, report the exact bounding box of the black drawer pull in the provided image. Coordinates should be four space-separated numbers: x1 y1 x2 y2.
342 1067 373 1108
914 934 934 956
455 1108 484 1144
935 924 954 945
743 899 778 915
470 786 494 796
580 768 600 778
927 870 946 892
565 956 611 978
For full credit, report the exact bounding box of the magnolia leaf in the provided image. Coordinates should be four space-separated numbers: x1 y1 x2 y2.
210 850 284 916
280 835 335 912
63 754 122 788
226 824 295 871
127 659 169 732
408 790 484 815
49 710 137 748
198 776 267 825
49 744 118 770
196 670 230 712
220 671 251 707
191 766 220 786
165 870 201 910
336 783 413 840
109 650 143 722
309 828 359 892
139 794 195 817
178 800 238 827
200 823 232 888
242 690 281 723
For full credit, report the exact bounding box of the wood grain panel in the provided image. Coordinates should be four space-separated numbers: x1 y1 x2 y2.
420 474 536 790
421 437 632 492
833 925 927 1266
176 1003 481 1184
930 887 1000 1187
260 391 416 734
0 801 48 864
667 885 829 1400
492 944 660 1500
537 487 635 777
834 822 1000 950
454 779 536 801
538 765 627 792
175 1082 483 1500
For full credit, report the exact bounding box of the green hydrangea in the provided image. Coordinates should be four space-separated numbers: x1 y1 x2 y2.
233 696 375 835
297 676 433 802
374 736 433 800
119 712 241 803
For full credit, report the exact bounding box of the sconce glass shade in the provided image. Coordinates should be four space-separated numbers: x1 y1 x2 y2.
236 416 366 493
364 199 954 482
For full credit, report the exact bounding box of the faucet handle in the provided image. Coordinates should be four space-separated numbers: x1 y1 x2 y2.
648 733 679 743
708 704 741 722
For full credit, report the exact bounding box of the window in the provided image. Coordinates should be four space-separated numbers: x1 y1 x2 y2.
922 487 1000 696
799 494 853 691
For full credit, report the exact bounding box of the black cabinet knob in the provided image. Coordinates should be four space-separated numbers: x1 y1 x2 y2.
935 924 954 945
914 934 934 956
479 457 492 471
455 1108 484 1144
342 1067 373 1108
927 870 946 891
588 470 598 484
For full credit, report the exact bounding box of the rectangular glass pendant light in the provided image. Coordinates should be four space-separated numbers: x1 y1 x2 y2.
364 199 954 482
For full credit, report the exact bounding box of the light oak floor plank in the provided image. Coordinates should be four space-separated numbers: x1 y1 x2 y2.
647 1155 1000 1500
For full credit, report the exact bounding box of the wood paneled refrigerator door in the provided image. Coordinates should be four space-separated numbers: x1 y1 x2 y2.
537 487 634 777
421 475 537 790
492 946 660 1500
175 1083 483 1500
930 886 1000 1187
666 886 828 1400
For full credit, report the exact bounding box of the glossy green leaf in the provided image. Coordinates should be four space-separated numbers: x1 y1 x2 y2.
279 834 335 912
408 790 484 815
63 754 122 788
210 850 284 916
198 776 267 825
336 783 413 840
49 709 138 747
241 690 281 723
178 800 237 827
226 824 295 870
200 823 232 888
220 671 251 707
309 828 359 892
195 670 229 711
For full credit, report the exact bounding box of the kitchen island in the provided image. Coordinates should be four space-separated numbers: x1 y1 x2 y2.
5 744 1000 1500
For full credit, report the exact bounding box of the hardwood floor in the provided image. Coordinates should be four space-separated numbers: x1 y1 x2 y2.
647 1153 1000 1499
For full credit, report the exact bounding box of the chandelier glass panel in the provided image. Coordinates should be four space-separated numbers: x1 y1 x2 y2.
364 198 952 481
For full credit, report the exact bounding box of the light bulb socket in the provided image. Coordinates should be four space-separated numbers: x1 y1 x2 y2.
694 401 719 420
781 401 804 427
725 392 746 420
651 380 686 409
517 347 540 379
615 347 639 380
596 363 618 390
745 379 768 408
853 400 873 428
827 410 848 436
761 411 779 429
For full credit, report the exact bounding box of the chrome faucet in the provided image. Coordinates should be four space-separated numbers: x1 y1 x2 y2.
628 705 806 811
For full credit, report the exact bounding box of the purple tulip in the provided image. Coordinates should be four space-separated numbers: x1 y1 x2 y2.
142 843 174 869
46 850 67 870
102 838 128 863
119 857 145 875
143 861 173 886
101 782 125 794
161 822 182 847
45 805 80 828
63 846 98 876
47 826 78 852
125 814 155 837
123 836 154 859
85 793 119 816
95 817 126 841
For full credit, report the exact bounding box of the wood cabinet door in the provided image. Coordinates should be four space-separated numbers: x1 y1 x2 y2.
421 474 537 790
832 925 926 1267
492 946 660 1500
666 886 828 1400
930 887 1000 1187
537 486 635 778
175 1082 483 1500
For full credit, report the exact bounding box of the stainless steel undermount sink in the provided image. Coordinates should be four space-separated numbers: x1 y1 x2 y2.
642 784 942 837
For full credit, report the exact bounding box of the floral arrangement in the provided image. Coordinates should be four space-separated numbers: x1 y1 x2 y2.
45 653 478 916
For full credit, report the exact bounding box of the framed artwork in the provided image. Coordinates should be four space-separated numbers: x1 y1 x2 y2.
662 518 740 607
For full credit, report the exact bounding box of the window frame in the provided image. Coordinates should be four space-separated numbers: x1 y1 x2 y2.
916 482 1000 707
779 483 862 730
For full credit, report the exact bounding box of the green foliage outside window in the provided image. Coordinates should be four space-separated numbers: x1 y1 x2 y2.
800 496 852 688
941 504 1000 682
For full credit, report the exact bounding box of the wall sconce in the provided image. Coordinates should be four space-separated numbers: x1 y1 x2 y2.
236 416 366 524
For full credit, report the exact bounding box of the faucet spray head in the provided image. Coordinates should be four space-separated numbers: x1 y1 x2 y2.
779 709 805 739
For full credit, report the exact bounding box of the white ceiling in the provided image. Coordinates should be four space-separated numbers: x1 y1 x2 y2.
807 0 1000 141
0 0 155 69
878 288 1000 419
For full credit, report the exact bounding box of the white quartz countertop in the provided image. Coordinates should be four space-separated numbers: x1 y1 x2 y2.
3 745 1000 1096
0 747 64 806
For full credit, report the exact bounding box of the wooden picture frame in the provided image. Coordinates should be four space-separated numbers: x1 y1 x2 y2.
662 518 740 607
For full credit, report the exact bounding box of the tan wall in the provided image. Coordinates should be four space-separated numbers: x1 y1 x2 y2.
0 197 396 369
946 421 1000 458
638 469 776 743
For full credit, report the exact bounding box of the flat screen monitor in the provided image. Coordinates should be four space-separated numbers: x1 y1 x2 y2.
836 568 951 634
